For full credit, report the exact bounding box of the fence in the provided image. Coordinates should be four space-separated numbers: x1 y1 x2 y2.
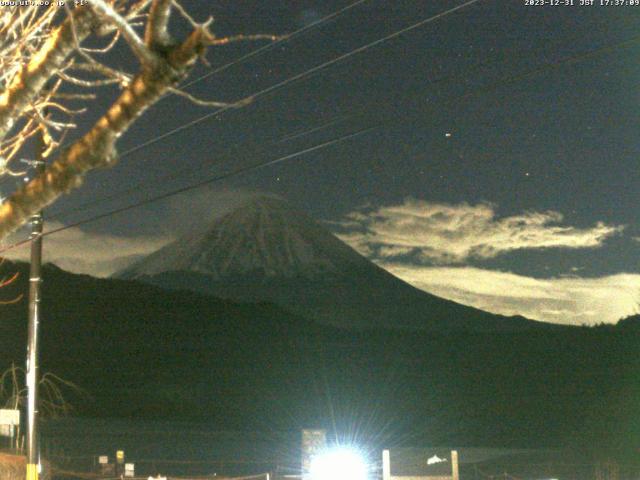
46 453 302 480
380 447 640 480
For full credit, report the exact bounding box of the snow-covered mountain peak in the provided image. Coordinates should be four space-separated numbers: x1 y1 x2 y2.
116 193 540 331
118 194 367 280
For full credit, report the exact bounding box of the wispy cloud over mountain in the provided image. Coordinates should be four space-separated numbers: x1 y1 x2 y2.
3 222 170 278
383 264 639 325
0 189 273 278
336 199 623 264
335 199 633 325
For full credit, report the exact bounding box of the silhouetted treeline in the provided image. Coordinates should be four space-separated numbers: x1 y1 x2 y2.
0 262 638 460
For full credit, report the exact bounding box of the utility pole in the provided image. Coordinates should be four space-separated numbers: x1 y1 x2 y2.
25 128 46 480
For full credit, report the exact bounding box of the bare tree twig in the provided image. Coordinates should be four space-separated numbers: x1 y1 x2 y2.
0 0 275 239
0 7 96 142
145 0 173 47
168 87 253 108
0 16 220 238
208 33 283 46
88 0 157 66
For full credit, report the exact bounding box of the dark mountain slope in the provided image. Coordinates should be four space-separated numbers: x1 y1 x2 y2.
1 261 638 452
117 194 551 332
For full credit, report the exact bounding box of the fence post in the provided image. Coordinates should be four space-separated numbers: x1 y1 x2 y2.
451 450 459 480
382 449 391 480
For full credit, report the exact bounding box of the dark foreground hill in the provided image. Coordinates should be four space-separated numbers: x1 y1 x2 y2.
0 261 638 456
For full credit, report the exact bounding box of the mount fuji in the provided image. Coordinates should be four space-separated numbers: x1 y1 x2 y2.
116 194 545 331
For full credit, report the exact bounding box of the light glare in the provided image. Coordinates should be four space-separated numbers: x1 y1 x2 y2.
309 447 368 480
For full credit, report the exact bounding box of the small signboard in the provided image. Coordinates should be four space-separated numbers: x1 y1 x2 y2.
116 450 125 464
383 448 459 480
301 429 327 476
0 409 19 426
0 409 19 438
98 456 109 465
124 463 135 477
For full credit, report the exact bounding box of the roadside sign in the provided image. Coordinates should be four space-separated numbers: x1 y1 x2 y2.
98 456 108 465
124 463 135 477
301 429 327 475
0 409 19 438
0 409 19 425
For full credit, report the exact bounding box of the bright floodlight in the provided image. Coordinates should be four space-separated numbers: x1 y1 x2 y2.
309 447 368 480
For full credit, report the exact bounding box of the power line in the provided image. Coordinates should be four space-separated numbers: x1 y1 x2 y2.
138 0 369 157
36 0 486 221
0 0 368 192
4 28 636 252
180 0 370 90
46 31 640 226
0 0 486 243
3 6 636 251
276 116 351 144
46 119 345 222
117 0 483 159
0 128 374 254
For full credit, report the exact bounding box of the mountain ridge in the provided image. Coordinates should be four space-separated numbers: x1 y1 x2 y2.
0 260 636 451
117 194 559 332
118 194 367 280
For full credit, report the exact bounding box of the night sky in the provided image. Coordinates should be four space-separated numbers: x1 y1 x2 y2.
4 0 640 325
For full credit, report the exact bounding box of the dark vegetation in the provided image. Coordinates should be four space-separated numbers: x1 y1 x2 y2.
0 262 638 459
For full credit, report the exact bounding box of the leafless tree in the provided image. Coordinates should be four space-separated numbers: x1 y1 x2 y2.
1 362 85 418
0 1 272 239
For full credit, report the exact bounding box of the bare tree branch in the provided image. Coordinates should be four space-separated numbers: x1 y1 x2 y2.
70 62 132 87
57 70 120 88
172 0 207 30
145 0 173 48
79 29 121 53
0 7 96 142
208 34 282 46
0 2 280 239
52 93 97 101
88 0 158 66
168 87 253 108
0 20 219 239
1 363 86 416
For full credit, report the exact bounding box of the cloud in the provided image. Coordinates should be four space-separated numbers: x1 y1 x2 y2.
161 187 279 237
333 199 633 325
0 188 278 278
2 222 170 278
336 199 623 263
382 264 640 325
